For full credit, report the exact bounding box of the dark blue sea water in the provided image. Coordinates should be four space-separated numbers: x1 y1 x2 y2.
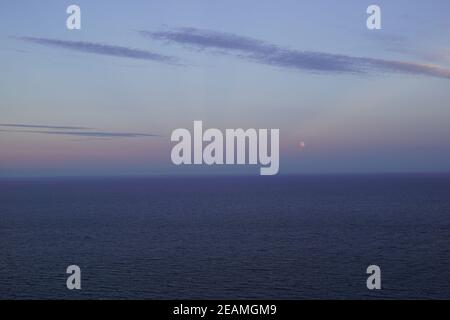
1 174 449 299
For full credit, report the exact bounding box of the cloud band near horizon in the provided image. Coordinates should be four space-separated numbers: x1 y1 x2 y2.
0 129 159 138
0 123 92 130
0 124 159 138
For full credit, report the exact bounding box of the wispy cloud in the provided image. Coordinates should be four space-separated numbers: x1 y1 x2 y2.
18 36 179 64
0 129 159 138
420 48 450 64
140 27 450 79
363 32 450 64
0 123 92 130
0 123 159 138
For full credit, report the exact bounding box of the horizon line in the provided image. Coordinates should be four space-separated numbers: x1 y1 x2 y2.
0 171 449 180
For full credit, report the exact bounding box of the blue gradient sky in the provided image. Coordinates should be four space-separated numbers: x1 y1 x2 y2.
1 0 450 176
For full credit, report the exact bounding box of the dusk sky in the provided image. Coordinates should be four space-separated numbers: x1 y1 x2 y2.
1 0 450 176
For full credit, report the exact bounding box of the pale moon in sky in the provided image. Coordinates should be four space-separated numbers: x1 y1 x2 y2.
299 141 306 148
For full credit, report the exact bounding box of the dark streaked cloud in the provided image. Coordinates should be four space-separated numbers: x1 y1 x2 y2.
0 123 92 130
26 130 159 138
18 36 179 64
0 123 160 138
140 27 450 79
0 129 159 138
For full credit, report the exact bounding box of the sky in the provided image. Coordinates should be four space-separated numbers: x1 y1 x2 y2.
1 0 450 176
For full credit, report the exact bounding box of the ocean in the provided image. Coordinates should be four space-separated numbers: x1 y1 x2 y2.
1 174 449 299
